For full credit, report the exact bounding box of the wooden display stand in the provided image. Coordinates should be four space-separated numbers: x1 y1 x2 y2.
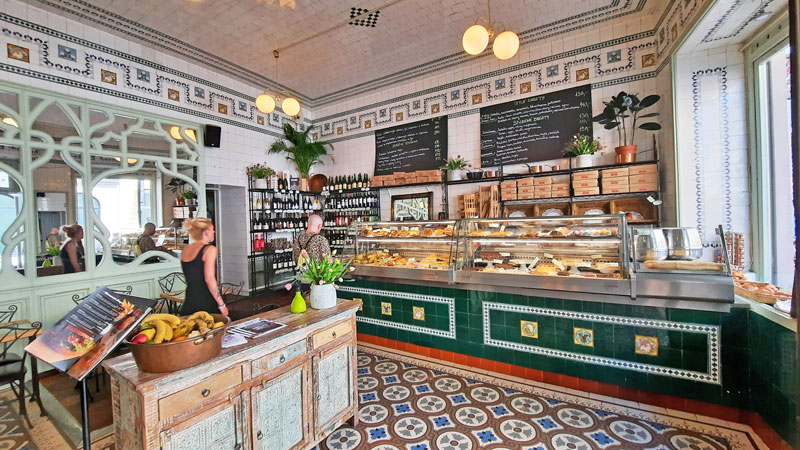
104 300 360 450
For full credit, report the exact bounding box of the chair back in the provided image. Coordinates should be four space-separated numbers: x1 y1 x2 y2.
220 281 244 296
0 305 18 324
0 321 41 363
158 272 186 294
72 286 134 306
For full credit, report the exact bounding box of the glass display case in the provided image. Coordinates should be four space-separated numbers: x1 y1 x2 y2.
350 220 457 283
154 226 188 253
454 215 632 296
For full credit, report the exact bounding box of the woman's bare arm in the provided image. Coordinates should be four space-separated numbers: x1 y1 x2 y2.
203 246 228 315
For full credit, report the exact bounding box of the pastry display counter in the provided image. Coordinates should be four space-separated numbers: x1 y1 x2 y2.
347 216 734 307
352 220 457 283
454 215 631 297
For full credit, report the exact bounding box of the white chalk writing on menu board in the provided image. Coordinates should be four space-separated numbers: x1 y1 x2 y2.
480 85 592 166
374 117 447 176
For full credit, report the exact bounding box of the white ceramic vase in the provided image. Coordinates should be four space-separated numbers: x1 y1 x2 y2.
447 169 463 181
310 283 337 309
254 178 268 189
574 154 593 169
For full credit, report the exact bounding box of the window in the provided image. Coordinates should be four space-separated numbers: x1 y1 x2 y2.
753 40 795 288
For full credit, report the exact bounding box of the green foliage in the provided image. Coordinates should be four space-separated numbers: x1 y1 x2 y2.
295 251 354 285
245 163 274 179
267 124 333 177
563 135 604 156
45 245 60 256
440 155 468 170
592 91 661 146
165 177 187 194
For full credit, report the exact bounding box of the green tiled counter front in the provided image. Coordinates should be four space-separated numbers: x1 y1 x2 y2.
340 278 797 447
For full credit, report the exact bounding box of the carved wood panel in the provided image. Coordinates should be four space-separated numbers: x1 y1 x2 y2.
252 363 308 450
314 343 353 438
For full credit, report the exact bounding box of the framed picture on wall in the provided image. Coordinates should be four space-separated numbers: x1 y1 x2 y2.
391 192 433 221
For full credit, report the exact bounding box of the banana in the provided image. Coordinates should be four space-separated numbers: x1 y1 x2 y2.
152 319 170 344
194 319 209 333
142 314 180 327
163 322 173 342
186 312 212 322
139 328 156 340
212 321 225 329
172 323 189 339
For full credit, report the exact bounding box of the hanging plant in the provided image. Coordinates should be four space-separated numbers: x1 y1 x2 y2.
267 124 333 178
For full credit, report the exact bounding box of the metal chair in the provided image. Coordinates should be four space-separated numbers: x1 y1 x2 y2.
0 320 42 428
0 305 18 324
220 281 244 297
71 286 134 306
158 273 186 314
252 303 279 316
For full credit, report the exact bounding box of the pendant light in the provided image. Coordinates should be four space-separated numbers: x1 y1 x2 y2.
256 50 301 118
462 0 520 60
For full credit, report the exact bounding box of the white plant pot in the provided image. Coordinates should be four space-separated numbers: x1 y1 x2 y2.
254 178 268 189
574 154 593 169
447 169 463 181
310 283 337 309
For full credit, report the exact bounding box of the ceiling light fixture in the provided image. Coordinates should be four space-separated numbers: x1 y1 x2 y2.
1 116 18 128
169 126 197 142
462 0 520 60
255 50 301 118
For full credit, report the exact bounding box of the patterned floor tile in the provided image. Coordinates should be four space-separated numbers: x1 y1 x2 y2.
316 346 764 449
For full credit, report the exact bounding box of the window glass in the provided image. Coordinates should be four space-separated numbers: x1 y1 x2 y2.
757 44 795 288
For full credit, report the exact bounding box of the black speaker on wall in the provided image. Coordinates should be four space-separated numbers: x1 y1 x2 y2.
205 125 221 148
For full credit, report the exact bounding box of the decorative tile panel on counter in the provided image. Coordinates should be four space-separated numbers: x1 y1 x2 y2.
339 285 456 339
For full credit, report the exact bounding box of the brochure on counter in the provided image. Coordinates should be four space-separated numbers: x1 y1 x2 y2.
225 317 286 341
25 287 156 381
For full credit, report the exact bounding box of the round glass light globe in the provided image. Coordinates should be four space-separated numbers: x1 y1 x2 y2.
256 93 276 113
282 97 301 117
493 30 520 60
462 24 489 55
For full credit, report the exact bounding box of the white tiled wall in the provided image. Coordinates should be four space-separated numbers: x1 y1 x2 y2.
674 45 750 266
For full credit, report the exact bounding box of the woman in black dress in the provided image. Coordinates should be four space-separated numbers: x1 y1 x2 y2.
60 224 84 274
180 218 228 316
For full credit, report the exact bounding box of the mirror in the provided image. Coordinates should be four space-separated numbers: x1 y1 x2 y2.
391 193 433 221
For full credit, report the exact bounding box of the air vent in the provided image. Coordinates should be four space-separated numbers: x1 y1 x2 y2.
349 7 380 27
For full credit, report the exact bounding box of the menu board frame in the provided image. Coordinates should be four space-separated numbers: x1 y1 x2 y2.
480 85 593 166
374 116 448 176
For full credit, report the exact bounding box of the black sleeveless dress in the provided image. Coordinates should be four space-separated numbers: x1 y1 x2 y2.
60 241 84 273
180 245 218 315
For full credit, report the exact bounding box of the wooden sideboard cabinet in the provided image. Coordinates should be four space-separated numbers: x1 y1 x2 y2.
104 299 360 450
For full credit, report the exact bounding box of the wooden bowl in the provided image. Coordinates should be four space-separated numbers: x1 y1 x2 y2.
126 314 229 373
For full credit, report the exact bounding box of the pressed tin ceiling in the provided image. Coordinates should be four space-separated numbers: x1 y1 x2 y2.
21 0 658 105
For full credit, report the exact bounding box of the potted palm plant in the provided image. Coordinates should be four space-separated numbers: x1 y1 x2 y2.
564 135 604 168
592 92 661 163
440 155 468 181
294 251 354 310
267 124 333 189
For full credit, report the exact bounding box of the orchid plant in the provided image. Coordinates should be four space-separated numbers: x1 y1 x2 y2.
245 163 275 179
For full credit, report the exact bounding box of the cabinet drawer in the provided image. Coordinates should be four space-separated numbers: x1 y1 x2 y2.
253 339 307 374
312 321 352 349
159 366 242 420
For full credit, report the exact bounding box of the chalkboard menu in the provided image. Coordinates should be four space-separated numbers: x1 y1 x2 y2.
480 85 592 166
374 117 447 176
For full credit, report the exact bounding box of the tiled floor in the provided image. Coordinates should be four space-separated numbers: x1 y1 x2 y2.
316 344 768 450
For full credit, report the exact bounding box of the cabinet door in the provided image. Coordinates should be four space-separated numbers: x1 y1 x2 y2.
161 393 245 450
251 361 311 450
313 343 354 439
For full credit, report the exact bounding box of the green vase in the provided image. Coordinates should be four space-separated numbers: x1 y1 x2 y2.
290 290 307 314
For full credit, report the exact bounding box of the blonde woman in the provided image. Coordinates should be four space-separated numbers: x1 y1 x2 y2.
60 224 84 274
180 218 228 316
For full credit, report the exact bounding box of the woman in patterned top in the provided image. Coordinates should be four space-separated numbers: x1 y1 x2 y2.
293 214 331 264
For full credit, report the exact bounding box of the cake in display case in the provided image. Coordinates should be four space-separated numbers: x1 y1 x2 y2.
454 215 632 296
350 220 457 283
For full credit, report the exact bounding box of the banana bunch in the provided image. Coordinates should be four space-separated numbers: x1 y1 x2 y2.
131 312 225 344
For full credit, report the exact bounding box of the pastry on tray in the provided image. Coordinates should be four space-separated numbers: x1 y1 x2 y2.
490 231 511 237
422 228 434 237
468 230 491 237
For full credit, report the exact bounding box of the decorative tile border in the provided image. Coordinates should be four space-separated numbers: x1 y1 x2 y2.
339 286 456 339
482 302 721 384
701 0 775 44
691 67 730 244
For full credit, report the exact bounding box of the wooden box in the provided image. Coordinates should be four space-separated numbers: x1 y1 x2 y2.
533 177 553 186
601 176 628 186
629 181 658 192
602 167 629 178
628 172 658 185
572 200 611 215
572 170 599 180
572 179 598 188
610 197 659 223
504 204 534 217
602 185 630 194
479 185 500 218
573 186 600 196
463 193 479 217
517 177 535 187
629 163 658 175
